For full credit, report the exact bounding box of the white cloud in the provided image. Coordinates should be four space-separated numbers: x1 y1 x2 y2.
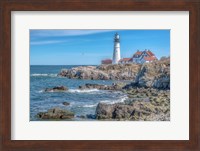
30 29 117 45
30 40 68 45
30 30 114 37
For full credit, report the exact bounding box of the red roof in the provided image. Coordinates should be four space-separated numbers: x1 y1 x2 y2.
146 50 154 56
143 56 157 61
133 51 143 56
119 58 132 62
133 51 143 58
101 59 112 64
133 50 155 58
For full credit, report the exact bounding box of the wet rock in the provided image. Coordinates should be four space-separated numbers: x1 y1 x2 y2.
86 114 96 119
62 102 70 106
79 82 126 91
76 115 86 119
79 84 107 90
45 86 68 92
37 107 74 119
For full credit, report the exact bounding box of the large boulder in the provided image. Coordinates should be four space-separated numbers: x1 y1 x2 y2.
95 101 149 120
37 108 74 119
96 103 116 119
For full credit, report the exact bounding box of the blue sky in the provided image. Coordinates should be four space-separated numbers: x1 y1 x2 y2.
30 30 170 65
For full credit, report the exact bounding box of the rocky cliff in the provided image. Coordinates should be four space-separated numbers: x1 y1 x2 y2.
58 58 170 89
58 64 141 80
124 57 170 89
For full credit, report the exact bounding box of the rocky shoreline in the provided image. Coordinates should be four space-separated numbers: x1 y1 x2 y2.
58 58 170 89
37 83 170 121
58 64 140 80
37 58 170 121
96 87 170 121
79 83 126 91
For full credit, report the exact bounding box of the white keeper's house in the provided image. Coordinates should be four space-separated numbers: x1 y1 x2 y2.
118 50 157 64
131 50 157 64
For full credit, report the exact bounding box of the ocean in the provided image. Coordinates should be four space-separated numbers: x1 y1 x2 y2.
30 65 128 121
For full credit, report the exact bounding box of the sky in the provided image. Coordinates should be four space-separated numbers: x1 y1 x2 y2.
30 30 170 65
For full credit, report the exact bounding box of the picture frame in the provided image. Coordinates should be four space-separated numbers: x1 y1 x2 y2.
0 0 199 150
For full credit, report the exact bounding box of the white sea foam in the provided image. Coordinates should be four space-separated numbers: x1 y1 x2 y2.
81 96 128 108
82 104 97 108
40 88 99 93
100 96 128 104
38 89 56 93
68 89 99 93
47 90 54 92
31 73 57 77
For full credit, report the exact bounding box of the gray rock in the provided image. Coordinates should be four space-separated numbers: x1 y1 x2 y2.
37 107 74 119
79 83 126 91
45 86 68 92
96 103 116 119
62 102 70 106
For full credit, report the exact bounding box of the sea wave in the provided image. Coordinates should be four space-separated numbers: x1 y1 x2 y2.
100 96 128 104
82 104 98 108
39 88 100 93
38 90 44 93
31 73 57 77
81 96 128 108
68 89 99 93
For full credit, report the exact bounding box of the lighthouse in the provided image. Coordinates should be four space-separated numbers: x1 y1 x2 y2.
112 33 121 64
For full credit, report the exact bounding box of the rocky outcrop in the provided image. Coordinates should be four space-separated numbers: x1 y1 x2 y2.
136 57 170 89
124 57 170 90
79 83 126 91
96 87 170 121
58 58 170 90
37 108 74 119
44 86 68 92
96 101 169 121
58 64 140 80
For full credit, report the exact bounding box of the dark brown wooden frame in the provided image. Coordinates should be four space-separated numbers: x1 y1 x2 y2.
0 0 200 150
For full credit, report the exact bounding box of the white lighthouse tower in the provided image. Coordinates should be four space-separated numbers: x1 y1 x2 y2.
112 33 121 64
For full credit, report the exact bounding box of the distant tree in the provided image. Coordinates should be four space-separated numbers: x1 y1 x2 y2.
160 56 170 61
